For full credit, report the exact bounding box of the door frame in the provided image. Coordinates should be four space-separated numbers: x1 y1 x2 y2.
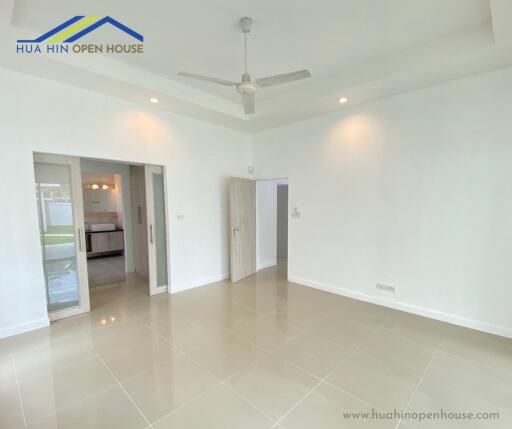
34 153 173 323
34 153 90 321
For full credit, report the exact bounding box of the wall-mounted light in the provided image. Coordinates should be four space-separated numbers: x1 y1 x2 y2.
338 97 349 105
86 183 115 190
149 97 159 104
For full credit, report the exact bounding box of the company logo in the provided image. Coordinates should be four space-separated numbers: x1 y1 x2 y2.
16 16 144 54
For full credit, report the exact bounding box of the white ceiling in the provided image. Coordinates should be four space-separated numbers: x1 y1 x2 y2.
2 0 512 132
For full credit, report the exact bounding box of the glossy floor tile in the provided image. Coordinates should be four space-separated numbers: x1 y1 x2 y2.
424 351 512 413
226 354 318 420
186 333 266 379
273 331 349 378
121 354 218 423
0 263 511 428
152 383 272 429
19 356 116 423
405 379 512 429
357 331 436 376
280 381 396 429
0 354 17 389
326 352 420 411
236 314 304 351
27 386 148 429
0 385 25 428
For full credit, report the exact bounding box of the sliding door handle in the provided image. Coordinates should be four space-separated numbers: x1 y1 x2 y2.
78 228 83 252
149 224 154 244
137 206 142 224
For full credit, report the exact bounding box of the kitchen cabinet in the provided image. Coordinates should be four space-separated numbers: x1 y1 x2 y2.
88 231 124 255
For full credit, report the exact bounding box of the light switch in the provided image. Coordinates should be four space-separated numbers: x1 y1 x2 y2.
291 206 301 218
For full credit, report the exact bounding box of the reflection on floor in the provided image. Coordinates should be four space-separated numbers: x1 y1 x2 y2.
1 261 512 429
87 255 126 287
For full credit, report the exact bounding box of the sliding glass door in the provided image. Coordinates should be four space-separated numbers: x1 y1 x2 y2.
34 154 90 320
145 165 169 295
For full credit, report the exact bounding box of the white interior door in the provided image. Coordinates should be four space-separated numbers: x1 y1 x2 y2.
145 165 169 295
34 154 90 320
230 177 256 282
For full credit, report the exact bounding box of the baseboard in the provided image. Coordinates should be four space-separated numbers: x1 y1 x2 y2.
0 317 50 340
288 275 512 339
257 260 277 271
171 273 229 294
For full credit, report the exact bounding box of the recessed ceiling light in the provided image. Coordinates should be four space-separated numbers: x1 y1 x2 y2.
338 97 349 105
149 97 159 104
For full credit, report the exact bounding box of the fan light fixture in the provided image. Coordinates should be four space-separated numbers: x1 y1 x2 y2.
149 97 159 104
338 97 349 104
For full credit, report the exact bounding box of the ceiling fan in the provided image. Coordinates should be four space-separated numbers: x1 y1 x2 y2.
178 17 311 115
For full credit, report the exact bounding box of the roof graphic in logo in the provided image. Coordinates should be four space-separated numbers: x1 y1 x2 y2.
17 16 143 43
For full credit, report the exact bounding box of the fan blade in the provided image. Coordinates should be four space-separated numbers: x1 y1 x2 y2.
178 71 237 87
256 69 311 87
241 93 255 114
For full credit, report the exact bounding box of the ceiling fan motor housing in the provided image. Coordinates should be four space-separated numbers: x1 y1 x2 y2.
237 81 257 95
240 17 252 33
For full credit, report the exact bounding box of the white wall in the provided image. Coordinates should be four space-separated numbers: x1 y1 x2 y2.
80 160 134 272
253 67 512 337
2 64 512 339
0 69 251 338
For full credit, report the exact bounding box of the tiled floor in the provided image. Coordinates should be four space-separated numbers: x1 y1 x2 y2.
1 262 512 428
87 255 126 287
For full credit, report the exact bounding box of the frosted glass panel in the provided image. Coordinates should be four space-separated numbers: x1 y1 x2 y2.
35 163 79 312
152 172 168 286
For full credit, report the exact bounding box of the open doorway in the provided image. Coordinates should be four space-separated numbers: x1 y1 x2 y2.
256 179 289 275
34 153 170 321
80 160 131 288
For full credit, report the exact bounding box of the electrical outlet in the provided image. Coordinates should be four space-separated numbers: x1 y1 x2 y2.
376 283 396 293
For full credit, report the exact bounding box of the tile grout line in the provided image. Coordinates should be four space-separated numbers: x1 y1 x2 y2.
220 380 280 426
149 381 224 427
271 350 354 428
182 346 280 425
271 332 395 426
23 378 120 426
75 324 155 429
10 354 28 429
393 348 438 429
437 348 512 375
